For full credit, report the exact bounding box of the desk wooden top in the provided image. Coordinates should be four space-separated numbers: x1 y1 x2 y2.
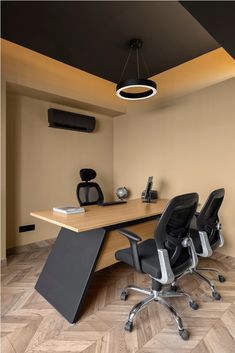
30 198 168 233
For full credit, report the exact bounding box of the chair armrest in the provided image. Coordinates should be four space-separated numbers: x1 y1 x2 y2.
119 229 142 242
217 222 224 247
118 228 142 272
157 249 175 284
182 236 198 269
198 231 213 257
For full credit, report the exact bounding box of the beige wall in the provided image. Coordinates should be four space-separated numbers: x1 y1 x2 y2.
114 78 235 257
6 94 113 249
1 39 126 260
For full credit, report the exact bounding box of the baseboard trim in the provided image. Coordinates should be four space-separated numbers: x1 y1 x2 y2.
7 238 55 256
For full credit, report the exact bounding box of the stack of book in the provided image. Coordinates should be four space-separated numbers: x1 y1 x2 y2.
53 206 85 214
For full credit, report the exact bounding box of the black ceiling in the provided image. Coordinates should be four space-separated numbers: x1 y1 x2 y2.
180 1 235 59
1 1 230 84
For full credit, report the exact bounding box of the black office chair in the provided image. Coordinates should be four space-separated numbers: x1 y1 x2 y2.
173 189 225 300
76 168 104 206
115 193 199 340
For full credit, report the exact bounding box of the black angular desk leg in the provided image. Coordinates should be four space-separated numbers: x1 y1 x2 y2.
35 227 106 323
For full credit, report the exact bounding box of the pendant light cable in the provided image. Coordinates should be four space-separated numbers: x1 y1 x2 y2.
118 46 133 83
137 47 140 79
140 49 151 78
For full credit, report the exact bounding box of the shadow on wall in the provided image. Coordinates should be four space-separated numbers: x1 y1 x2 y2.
158 179 170 198
131 78 235 115
127 92 192 118
6 94 22 249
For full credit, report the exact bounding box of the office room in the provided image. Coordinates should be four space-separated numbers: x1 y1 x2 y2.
1 1 235 352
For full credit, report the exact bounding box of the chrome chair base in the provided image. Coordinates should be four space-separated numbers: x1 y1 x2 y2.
120 284 198 340
197 267 226 283
172 267 225 300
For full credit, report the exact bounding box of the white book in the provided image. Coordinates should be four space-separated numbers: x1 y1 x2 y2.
53 206 85 214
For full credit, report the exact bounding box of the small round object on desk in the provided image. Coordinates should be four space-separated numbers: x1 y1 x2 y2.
116 187 129 200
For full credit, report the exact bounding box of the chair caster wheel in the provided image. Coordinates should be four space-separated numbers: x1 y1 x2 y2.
212 291 221 300
171 284 178 292
179 329 189 340
218 275 226 283
190 301 199 310
120 291 128 301
124 321 133 332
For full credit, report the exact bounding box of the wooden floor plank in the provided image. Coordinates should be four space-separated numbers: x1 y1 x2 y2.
203 319 235 353
1 249 235 353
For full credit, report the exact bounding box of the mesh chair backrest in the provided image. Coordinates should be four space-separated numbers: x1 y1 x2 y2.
76 182 104 206
155 193 198 266
197 188 225 243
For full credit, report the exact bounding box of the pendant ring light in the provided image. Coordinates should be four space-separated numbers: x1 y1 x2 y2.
116 39 157 100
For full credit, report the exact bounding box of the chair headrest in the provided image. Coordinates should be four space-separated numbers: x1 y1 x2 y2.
80 168 97 181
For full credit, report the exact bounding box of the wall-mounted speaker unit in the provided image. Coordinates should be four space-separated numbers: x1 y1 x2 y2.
48 108 96 133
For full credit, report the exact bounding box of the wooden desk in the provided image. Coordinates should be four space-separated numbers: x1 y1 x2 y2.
31 198 168 323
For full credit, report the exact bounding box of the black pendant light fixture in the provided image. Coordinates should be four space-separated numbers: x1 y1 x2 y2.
116 39 157 100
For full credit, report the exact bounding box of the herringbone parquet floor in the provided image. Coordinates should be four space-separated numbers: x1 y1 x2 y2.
1 248 235 353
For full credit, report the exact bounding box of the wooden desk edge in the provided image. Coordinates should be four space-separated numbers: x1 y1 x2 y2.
30 211 163 233
30 198 168 233
30 212 80 232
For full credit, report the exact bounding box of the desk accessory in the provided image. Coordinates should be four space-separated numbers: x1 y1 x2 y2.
99 201 127 206
141 190 158 201
53 206 85 214
142 176 158 203
116 187 129 200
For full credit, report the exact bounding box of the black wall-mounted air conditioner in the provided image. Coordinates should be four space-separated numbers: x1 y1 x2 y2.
48 108 96 133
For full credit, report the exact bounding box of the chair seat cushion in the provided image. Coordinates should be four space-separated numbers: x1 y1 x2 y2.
115 239 161 278
115 239 192 279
